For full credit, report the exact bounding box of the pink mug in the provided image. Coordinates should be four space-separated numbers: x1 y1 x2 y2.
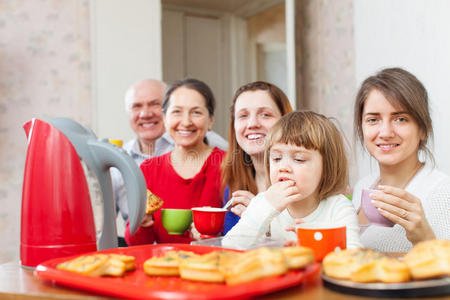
361 189 395 227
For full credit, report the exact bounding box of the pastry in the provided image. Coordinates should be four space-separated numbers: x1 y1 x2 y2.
224 247 288 285
179 251 236 283
146 189 163 214
143 250 198 276
404 239 450 280
351 256 410 283
56 253 135 277
323 248 380 280
280 246 314 269
323 248 410 283
144 246 315 284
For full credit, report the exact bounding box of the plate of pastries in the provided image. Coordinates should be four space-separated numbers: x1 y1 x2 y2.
35 244 320 299
322 239 450 298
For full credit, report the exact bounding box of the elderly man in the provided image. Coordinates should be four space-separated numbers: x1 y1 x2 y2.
112 79 227 245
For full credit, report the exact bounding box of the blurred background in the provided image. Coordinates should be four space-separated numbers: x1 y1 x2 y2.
1 0 450 263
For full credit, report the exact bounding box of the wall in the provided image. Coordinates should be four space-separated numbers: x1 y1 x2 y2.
0 0 92 263
247 3 288 100
354 0 450 178
295 0 357 182
91 0 162 142
161 6 230 138
0 0 162 263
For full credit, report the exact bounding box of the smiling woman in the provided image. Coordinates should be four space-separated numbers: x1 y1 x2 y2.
221 81 293 233
352 67 450 252
125 78 225 245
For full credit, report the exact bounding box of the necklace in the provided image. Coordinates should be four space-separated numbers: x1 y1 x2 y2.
378 161 423 189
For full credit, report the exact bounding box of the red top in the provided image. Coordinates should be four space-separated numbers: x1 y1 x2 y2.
125 147 225 245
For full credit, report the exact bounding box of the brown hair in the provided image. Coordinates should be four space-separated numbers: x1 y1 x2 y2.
265 111 348 201
163 78 215 116
354 67 434 162
221 81 293 197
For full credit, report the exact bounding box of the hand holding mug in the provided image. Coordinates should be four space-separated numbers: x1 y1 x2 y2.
190 222 201 240
371 185 435 244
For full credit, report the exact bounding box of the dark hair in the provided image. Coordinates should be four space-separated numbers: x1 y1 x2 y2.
162 78 215 116
354 67 433 162
265 111 348 200
221 81 293 196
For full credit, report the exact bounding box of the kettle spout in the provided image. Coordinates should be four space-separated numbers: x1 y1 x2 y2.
23 119 35 140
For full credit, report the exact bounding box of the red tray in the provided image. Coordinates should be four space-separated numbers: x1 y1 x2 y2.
34 244 320 299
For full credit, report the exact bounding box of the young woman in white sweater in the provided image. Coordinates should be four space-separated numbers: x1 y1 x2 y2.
352 67 450 252
224 111 361 249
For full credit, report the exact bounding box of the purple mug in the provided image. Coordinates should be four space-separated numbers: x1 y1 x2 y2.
361 189 395 227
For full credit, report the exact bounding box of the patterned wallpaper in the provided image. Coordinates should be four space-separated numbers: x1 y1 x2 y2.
0 0 91 263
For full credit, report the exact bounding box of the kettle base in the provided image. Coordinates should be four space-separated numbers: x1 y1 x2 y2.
20 242 97 268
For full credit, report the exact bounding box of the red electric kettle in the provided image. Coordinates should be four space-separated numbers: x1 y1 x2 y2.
21 118 146 268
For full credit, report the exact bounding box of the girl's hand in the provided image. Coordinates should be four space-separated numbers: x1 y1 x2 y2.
284 219 304 246
371 185 435 244
190 223 201 240
141 214 154 227
285 218 304 233
230 190 255 217
265 180 302 212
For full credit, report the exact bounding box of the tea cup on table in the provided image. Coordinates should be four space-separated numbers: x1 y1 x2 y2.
296 223 346 262
192 207 227 239
161 208 193 235
361 188 395 227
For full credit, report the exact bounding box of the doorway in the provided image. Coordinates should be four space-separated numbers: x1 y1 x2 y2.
161 0 292 138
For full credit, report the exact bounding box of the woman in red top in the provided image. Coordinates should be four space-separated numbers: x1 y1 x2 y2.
125 78 225 244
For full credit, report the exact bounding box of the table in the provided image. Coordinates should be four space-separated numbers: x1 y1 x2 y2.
0 261 433 300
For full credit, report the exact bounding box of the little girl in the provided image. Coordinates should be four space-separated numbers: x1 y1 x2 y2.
224 111 362 249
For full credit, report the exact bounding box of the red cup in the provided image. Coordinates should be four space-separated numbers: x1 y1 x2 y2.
192 207 227 239
296 223 346 262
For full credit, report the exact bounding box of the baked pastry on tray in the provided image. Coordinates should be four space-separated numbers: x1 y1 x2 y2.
143 250 198 276
403 239 450 280
56 254 135 277
322 248 410 283
179 250 237 283
144 246 315 285
224 247 288 285
280 246 314 269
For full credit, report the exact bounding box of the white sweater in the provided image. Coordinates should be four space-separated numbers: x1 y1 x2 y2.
352 162 450 252
223 192 362 250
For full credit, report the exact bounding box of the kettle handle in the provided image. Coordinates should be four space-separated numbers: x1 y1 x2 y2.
88 140 146 247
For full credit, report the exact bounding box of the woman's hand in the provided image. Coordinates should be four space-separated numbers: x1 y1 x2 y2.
190 223 201 240
229 190 255 217
141 214 154 227
372 185 436 244
265 180 302 212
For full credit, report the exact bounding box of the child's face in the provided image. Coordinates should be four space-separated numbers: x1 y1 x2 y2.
269 143 323 202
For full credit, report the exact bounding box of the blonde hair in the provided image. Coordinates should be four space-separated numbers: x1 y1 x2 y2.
264 111 348 201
